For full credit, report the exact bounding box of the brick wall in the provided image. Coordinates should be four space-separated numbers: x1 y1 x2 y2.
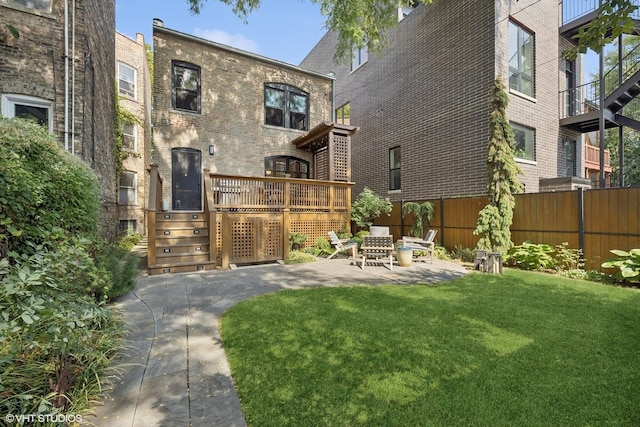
1 0 117 240
116 32 153 235
153 25 333 205
302 0 578 200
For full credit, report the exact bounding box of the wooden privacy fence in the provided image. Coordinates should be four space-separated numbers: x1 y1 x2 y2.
205 173 352 268
374 187 640 270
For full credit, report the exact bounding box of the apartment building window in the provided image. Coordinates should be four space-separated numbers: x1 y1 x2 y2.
118 63 136 99
566 140 577 177
2 0 51 12
1 94 53 132
172 61 201 113
565 59 577 116
119 219 138 236
351 45 368 71
508 21 534 97
389 147 401 190
265 156 309 179
264 83 309 131
511 123 535 161
336 103 350 125
118 171 137 204
122 122 137 151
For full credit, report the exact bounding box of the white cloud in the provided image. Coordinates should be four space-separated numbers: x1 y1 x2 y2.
193 28 260 54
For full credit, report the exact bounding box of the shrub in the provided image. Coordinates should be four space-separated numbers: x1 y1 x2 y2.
0 118 99 257
553 242 583 270
602 249 640 282
451 245 476 263
286 250 317 264
289 232 309 250
118 232 143 251
351 187 392 228
314 237 334 256
402 201 434 238
506 241 555 270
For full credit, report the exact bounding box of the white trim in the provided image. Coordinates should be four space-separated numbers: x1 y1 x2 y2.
118 62 137 99
122 122 138 152
118 170 138 205
1 94 54 133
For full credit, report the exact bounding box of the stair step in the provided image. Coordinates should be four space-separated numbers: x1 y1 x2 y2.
157 212 206 221
155 253 211 264
149 261 218 275
156 228 209 238
156 244 210 255
156 220 207 228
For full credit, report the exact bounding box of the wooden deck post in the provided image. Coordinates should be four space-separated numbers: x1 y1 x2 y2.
283 208 290 262
221 209 231 269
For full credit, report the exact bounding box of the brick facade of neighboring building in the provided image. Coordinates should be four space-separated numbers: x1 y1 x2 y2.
116 31 152 236
152 23 334 207
0 0 117 239
301 0 584 201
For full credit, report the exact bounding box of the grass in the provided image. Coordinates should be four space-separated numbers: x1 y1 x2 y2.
220 269 640 426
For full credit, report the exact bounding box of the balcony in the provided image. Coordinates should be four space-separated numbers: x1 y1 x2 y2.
584 144 612 173
561 0 640 38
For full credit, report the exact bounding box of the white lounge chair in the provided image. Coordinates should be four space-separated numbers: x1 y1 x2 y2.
327 231 358 260
402 229 437 263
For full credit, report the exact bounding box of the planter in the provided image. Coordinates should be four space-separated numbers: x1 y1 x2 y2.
396 246 413 267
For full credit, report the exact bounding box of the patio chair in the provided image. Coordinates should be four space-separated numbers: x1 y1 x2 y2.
327 231 358 260
361 235 394 270
402 229 437 263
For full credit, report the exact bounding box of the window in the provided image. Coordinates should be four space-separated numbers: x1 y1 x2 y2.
122 123 137 151
265 156 309 179
508 21 534 97
566 140 577 177
118 220 137 236
264 84 309 131
118 63 136 99
389 147 401 190
565 59 577 116
1 94 53 132
172 61 201 113
336 103 350 125
2 0 51 12
118 171 137 204
511 123 535 161
351 44 368 71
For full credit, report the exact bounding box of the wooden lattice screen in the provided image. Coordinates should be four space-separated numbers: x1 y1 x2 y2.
331 134 350 182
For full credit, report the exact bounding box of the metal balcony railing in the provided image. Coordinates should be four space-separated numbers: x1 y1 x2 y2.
560 41 640 119
562 0 640 26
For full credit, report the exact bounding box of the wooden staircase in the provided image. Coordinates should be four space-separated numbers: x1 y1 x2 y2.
148 212 217 275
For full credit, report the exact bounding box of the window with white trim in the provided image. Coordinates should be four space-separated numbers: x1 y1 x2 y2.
122 122 137 151
118 219 138 236
172 61 201 113
118 63 136 99
1 0 52 12
1 94 53 133
508 21 534 97
511 122 535 161
118 171 137 204
351 44 368 71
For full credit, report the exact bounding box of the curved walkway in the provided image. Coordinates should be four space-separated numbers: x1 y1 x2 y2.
89 257 468 426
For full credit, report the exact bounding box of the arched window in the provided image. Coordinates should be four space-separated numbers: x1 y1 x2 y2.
265 156 309 179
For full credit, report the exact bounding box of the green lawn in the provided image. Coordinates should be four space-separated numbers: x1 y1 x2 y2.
220 270 640 426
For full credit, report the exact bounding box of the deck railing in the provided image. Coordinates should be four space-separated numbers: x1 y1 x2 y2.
208 173 352 212
562 0 640 25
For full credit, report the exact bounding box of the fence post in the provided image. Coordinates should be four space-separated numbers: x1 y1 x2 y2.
221 209 231 269
440 196 445 247
283 208 290 262
577 187 585 263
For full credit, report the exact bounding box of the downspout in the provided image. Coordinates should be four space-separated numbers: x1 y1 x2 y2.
64 0 69 151
329 71 336 122
71 0 76 154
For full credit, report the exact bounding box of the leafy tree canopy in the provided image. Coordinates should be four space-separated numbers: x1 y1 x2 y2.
184 0 637 62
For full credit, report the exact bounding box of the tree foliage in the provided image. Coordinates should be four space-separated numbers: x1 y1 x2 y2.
403 201 434 238
184 0 635 62
351 187 392 228
474 77 523 255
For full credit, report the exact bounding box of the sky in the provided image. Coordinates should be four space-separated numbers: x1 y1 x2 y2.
115 0 328 66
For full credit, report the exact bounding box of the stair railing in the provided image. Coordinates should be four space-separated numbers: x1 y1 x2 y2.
147 164 163 267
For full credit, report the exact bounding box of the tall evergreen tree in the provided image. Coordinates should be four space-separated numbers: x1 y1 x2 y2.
474 76 524 254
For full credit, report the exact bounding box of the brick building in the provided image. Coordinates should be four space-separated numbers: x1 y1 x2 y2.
0 0 118 239
301 0 592 201
116 31 152 236
152 21 337 210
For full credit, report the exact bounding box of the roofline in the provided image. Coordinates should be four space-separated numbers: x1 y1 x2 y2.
153 24 335 81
